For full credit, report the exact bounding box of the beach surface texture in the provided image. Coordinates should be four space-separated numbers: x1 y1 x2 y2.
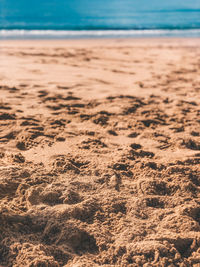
0 38 200 266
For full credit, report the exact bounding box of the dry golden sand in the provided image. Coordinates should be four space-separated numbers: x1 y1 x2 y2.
0 38 200 266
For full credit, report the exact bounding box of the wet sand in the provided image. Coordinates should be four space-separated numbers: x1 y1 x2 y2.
0 38 200 266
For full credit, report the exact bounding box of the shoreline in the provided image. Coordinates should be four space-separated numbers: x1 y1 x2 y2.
1 28 200 40
1 36 200 45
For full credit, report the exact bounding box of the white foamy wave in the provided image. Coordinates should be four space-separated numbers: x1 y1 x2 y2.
1 29 200 39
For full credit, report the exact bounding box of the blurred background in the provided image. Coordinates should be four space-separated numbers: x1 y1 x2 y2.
0 0 200 38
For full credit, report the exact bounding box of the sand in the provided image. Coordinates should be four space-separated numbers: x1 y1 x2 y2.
0 38 200 266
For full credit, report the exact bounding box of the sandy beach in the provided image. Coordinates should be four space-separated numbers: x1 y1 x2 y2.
0 38 200 266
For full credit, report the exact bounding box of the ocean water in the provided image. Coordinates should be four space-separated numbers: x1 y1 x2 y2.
0 0 200 39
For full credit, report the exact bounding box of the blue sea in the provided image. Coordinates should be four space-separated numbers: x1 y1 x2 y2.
0 0 200 39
